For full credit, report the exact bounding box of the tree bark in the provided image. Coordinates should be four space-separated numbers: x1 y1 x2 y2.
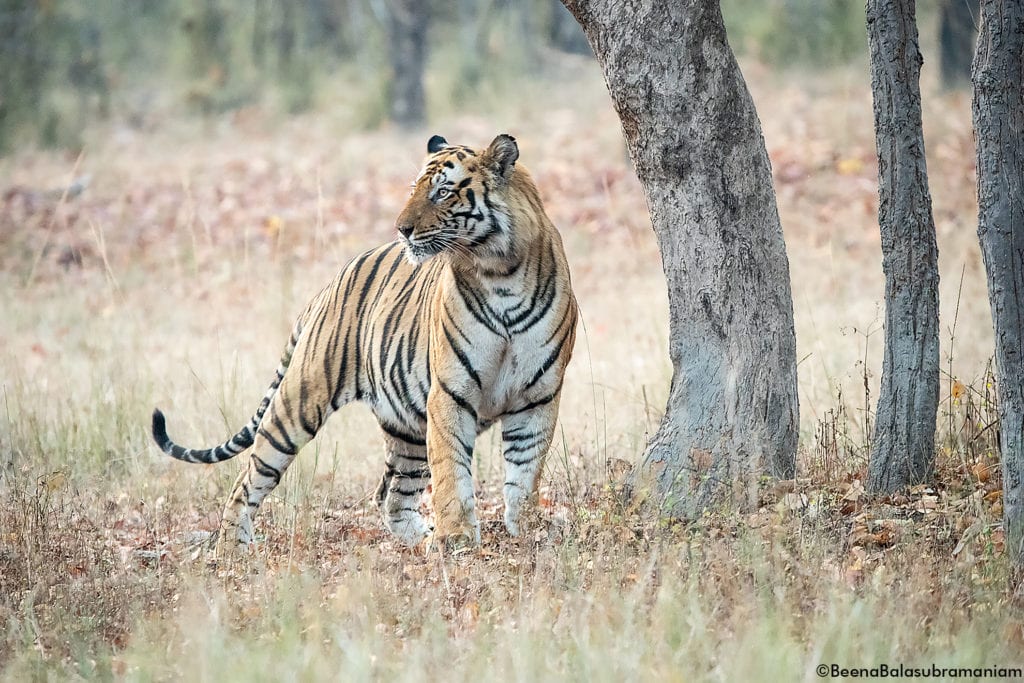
561 0 799 516
385 0 428 128
973 0 1024 565
940 0 979 89
865 0 940 494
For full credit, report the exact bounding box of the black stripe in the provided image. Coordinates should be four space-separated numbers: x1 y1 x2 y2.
523 326 571 392
352 247 396 398
331 325 354 409
389 338 428 422
543 301 577 346
259 420 298 456
506 382 562 416
505 451 541 466
380 421 427 446
453 271 503 337
442 323 482 389
387 451 429 464
365 243 405 314
479 258 523 278
502 429 537 443
251 454 282 484
438 378 478 422
507 246 557 331
504 439 543 455
510 280 558 334
355 245 397 315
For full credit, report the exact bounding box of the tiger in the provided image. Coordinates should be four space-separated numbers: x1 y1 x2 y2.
151 133 578 552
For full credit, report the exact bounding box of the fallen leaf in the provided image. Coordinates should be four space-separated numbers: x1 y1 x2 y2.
951 380 966 400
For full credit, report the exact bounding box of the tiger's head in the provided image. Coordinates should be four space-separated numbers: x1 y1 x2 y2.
396 134 520 265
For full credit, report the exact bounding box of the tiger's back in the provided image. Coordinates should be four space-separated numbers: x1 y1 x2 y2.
152 134 577 552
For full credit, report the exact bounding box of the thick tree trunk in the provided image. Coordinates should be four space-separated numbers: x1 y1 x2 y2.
973 0 1024 565
940 0 979 89
561 0 799 516
385 0 428 127
865 0 940 494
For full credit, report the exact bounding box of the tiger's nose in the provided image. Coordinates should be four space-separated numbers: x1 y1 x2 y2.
398 224 414 239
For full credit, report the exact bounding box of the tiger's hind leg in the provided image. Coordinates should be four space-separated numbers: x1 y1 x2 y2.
216 377 330 555
375 434 432 547
218 433 306 554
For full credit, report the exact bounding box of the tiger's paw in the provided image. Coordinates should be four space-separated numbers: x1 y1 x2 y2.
213 536 252 562
213 516 256 561
424 530 478 557
388 516 433 548
426 517 481 556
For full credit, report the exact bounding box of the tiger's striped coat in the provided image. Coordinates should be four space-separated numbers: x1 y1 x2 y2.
152 134 577 550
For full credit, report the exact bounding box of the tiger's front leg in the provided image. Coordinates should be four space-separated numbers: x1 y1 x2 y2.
426 381 481 546
500 398 561 537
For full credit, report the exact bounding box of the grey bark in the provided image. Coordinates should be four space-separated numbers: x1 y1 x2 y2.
972 0 1024 565
386 0 427 127
865 0 940 494
561 0 799 516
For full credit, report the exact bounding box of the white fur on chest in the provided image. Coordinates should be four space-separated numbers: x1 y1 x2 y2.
477 308 560 421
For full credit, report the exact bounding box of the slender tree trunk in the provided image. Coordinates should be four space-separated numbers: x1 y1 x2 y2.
973 0 1024 565
865 0 940 494
561 0 799 516
940 0 979 89
385 0 428 128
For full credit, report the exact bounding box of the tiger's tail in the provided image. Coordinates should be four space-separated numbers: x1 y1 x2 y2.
151 319 303 464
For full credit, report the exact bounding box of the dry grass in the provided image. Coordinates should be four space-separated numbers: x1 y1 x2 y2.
1 58 1021 680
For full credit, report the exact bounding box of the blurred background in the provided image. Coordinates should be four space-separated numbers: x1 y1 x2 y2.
0 0 978 152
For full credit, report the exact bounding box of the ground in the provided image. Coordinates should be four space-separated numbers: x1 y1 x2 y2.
1 59 1020 679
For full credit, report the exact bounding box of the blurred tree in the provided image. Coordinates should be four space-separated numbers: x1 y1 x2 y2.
545 1 590 55
561 0 799 516
386 0 428 127
864 0 939 494
972 0 1024 566
0 1 46 151
182 0 230 114
454 0 496 90
68 22 110 122
940 0 979 89
722 0 864 68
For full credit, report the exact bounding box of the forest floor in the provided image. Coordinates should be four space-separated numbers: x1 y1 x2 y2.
1 60 1021 680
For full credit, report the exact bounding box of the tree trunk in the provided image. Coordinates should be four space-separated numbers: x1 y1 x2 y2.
973 0 1024 565
864 0 940 494
385 0 428 128
940 0 979 89
561 0 799 516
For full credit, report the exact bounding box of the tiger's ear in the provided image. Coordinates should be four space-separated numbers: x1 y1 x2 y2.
483 134 518 180
427 135 448 153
